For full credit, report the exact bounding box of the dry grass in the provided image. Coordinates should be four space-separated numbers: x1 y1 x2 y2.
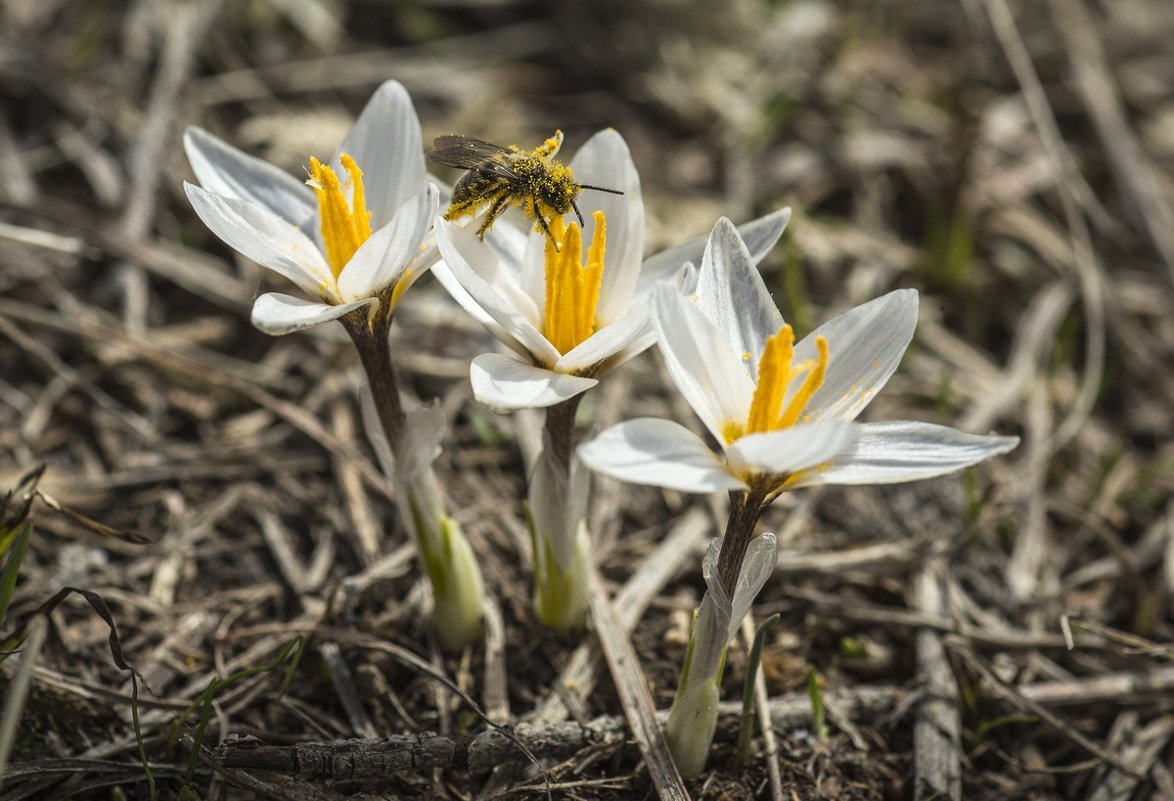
1 0 1173 799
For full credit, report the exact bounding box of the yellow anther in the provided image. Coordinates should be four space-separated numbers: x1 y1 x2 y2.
746 326 795 436
390 267 413 311
778 336 828 428
309 153 372 279
535 130 564 158
730 325 830 444
542 211 606 356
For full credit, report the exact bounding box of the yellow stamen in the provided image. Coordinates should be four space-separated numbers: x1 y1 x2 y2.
746 326 795 436
543 211 606 356
390 267 413 310
778 336 828 428
725 324 830 444
309 153 372 279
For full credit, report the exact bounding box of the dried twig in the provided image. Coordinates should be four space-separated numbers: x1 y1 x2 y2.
913 558 961 801
587 567 690 801
213 685 904 780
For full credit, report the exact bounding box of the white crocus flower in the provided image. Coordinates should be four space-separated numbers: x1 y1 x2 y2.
183 80 438 335
579 217 1019 498
579 216 1018 777
432 129 792 413
184 80 486 648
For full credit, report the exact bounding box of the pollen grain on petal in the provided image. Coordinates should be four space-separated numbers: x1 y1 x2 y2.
721 420 745 445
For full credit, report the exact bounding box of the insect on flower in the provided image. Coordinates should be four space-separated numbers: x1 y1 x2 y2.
428 130 622 247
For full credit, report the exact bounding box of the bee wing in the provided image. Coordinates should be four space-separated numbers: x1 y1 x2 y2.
428 136 511 169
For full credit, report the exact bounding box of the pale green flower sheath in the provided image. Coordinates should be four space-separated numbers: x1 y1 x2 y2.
183 80 485 648
579 217 1019 776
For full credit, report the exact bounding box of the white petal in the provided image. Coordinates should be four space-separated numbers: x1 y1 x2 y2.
725 421 858 477
185 182 334 298
470 353 597 412
555 301 652 375
430 259 516 348
577 419 747 493
637 208 791 296
796 289 919 422
654 283 755 446
435 220 558 362
250 292 373 335
518 224 548 311
334 80 426 228
183 126 315 229
695 218 784 376
598 313 659 374
568 129 644 323
338 184 438 301
483 217 529 267
789 421 1018 487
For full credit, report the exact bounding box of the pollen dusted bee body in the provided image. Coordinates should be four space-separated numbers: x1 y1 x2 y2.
428 130 621 246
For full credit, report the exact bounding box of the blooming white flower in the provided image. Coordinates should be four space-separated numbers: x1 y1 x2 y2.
185 80 486 648
431 129 792 413
183 80 438 335
579 217 1019 496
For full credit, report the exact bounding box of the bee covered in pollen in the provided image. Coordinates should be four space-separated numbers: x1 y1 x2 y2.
427 130 622 247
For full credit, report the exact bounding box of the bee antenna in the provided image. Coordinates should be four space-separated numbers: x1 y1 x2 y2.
578 184 625 196
570 198 585 227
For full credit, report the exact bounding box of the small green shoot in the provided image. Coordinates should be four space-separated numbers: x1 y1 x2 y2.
970 713 1037 744
839 636 869 660
737 613 779 765
807 666 829 741
0 521 31 635
0 465 43 631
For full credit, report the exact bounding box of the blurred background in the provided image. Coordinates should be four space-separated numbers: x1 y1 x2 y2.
2 0 1173 799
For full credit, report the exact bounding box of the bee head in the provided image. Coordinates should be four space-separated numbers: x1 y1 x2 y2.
537 165 579 214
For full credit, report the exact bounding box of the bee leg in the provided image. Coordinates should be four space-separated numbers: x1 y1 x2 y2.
534 199 559 251
570 198 585 228
476 190 512 239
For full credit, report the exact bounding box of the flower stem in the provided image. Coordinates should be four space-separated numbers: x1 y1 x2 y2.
666 487 772 777
342 302 485 648
715 488 767 597
543 395 582 470
344 304 405 447
529 395 590 630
